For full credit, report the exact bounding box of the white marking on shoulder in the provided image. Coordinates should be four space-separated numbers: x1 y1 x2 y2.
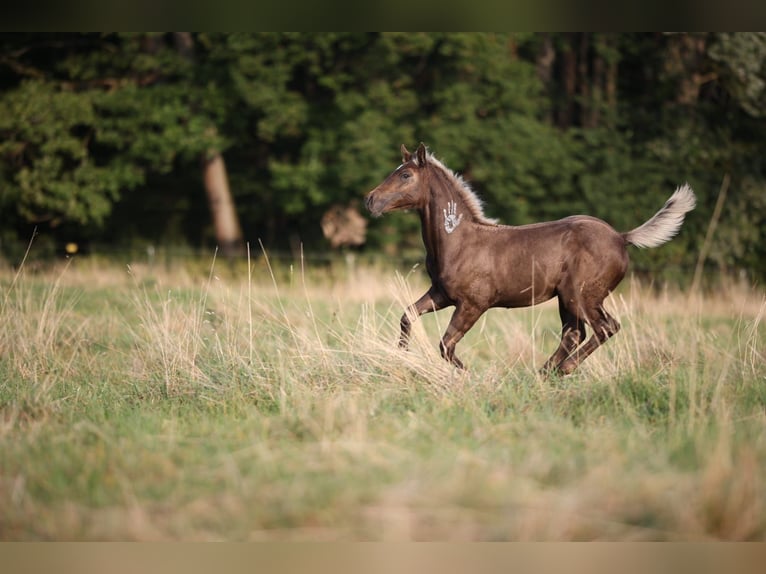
443 201 463 234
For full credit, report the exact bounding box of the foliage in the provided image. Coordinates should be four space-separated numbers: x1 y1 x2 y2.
1 33 766 280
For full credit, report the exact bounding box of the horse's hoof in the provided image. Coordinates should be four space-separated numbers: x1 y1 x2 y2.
556 360 577 375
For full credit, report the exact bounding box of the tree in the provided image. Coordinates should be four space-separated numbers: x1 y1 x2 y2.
173 32 244 256
2 33 766 281
0 33 238 252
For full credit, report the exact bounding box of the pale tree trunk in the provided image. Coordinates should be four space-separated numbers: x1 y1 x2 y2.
202 151 244 256
173 32 245 257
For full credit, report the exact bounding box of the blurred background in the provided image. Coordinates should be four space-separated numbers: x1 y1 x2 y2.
0 32 764 284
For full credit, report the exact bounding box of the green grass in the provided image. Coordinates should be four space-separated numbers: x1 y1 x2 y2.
0 255 765 540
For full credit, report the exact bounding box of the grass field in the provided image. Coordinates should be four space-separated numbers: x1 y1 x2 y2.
1 252 765 540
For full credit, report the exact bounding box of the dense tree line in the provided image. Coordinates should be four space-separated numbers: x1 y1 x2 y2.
1 33 765 281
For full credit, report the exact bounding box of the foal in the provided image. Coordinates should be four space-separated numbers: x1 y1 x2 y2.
365 143 696 375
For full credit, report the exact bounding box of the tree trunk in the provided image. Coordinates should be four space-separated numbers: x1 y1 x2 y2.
203 152 245 256
605 35 618 123
558 34 577 129
536 34 555 124
577 33 592 127
173 32 245 257
589 34 605 128
666 33 710 105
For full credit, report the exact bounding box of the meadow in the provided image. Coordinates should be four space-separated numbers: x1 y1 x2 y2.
0 250 764 540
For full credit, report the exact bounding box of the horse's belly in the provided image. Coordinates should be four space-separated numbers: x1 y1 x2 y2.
493 286 556 308
442 255 558 308
486 263 558 307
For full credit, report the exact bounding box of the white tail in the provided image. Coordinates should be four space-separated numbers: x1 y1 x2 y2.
623 184 696 249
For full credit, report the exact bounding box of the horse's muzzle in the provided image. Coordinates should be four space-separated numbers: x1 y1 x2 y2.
365 192 382 217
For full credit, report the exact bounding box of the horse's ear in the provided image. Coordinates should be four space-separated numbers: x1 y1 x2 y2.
416 142 427 166
401 144 411 164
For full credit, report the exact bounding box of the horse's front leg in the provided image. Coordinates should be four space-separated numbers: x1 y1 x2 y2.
399 286 450 349
439 303 483 370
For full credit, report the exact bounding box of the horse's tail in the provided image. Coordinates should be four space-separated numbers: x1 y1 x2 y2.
623 183 696 249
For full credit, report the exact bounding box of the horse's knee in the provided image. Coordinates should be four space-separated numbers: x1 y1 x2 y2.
563 326 585 348
604 316 620 338
595 316 620 342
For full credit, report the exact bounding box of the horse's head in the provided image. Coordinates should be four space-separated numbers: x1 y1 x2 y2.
365 143 429 217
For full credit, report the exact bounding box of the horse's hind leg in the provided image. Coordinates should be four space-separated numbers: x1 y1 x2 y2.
557 303 620 375
399 286 450 349
541 298 586 376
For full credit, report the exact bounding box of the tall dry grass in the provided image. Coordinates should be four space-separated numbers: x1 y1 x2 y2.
1 252 765 540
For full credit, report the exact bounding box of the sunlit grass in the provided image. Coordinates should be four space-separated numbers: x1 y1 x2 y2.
0 253 764 540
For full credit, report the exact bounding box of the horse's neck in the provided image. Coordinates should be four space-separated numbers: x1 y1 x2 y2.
420 185 471 270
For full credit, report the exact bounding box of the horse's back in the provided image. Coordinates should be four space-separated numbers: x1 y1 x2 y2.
501 215 624 252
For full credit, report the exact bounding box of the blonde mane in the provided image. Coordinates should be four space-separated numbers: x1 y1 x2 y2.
421 152 499 226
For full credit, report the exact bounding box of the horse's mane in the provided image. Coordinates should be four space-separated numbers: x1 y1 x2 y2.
419 151 499 226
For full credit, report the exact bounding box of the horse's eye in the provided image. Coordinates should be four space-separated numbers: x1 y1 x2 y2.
400 172 411 180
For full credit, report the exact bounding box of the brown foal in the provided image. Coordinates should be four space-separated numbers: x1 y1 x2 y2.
365 143 695 375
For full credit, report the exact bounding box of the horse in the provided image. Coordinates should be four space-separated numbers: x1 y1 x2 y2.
365 143 696 375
